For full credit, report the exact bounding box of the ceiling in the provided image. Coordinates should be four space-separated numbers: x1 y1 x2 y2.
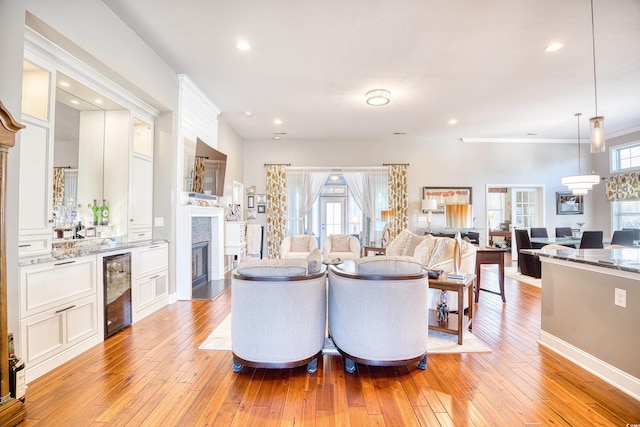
103 0 640 143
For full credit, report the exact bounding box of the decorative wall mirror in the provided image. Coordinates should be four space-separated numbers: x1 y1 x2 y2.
53 71 124 211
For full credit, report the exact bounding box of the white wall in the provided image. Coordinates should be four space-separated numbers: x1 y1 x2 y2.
243 137 602 243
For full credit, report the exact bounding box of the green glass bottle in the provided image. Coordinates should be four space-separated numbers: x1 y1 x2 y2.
92 199 100 226
100 199 110 226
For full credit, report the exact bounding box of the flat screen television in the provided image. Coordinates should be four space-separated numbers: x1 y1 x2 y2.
190 137 227 197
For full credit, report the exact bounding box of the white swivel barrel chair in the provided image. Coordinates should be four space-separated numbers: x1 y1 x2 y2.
328 256 429 373
231 259 326 374
322 234 361 262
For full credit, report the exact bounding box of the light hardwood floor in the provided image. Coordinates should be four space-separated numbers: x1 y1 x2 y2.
22 257 640 426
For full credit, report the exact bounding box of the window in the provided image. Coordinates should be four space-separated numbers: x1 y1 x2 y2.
612 200 640 230
609 141 640 230
611 141 640 172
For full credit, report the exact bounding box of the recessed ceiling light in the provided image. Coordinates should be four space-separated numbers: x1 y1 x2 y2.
365 89 390 106
94 99 103 104
70 99 79 105
448 119 458 125
236 41 250 51
244 111 252 117
545 42 564 52
274 118 282 125
274 136 281 140
59 81 70 87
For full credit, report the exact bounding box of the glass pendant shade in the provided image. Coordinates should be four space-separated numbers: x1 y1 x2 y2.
589 116 605 153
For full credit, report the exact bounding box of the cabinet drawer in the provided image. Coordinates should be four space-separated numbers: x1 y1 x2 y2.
136 244 168 278
18 234 52 258
20 295 98 367
128 229 152 242
20 256 96 318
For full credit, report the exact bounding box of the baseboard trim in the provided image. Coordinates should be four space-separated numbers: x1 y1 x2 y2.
538 331 640 401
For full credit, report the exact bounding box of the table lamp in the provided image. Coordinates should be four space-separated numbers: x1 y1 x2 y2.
422 199 438 230
445 204 473 277
350 215 360 234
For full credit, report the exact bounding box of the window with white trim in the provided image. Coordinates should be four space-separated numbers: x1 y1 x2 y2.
610 141 640 231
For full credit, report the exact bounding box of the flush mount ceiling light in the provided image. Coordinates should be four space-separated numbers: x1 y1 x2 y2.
588 0 605 153
544 42 564 52
365 89 390 106
561 113 600 195
236 40 250 51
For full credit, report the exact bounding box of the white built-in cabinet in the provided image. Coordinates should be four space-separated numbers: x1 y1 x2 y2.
132 242 169 323
19 242 168 382
18 256 100 382
225 221 247 261
19 55 56 257
104 114 154 242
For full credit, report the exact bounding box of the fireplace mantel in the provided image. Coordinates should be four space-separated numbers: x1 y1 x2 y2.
176 204 224 300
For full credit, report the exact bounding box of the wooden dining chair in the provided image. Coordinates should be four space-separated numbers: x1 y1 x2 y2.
579 231 604 249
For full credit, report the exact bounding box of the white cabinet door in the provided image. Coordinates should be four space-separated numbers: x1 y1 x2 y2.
20 295 98 368
18 121 54 256
136 271 168 312
129 154 153 230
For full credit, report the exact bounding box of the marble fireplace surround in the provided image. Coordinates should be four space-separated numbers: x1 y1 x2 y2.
176 204 224 300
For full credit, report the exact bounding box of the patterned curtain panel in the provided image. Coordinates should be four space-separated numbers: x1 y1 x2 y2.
266 165 287 258
192 157 206 193
605 172 640 201
53 167 65 204
387 164 408 239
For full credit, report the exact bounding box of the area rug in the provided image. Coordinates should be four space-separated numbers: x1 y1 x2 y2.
481 264 541 287
199 315 491 354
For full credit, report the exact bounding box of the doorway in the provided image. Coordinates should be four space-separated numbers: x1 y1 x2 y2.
486 184 545 260
320 197 347 244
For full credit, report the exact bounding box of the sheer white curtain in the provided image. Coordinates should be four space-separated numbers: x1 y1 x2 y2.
285 169 330 235
343 168 388 245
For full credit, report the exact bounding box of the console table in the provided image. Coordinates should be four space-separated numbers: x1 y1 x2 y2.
362 246 386 257
428 274 475 345
475 247 507 303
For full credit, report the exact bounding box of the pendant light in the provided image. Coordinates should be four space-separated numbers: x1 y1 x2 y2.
589 0 605 153
562 113 600 195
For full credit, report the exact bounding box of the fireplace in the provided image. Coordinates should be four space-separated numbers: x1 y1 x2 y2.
177 204 225 300
191 241 209 287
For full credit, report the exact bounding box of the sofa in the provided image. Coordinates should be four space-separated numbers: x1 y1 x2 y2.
280 234 319 259
328 256 429 373
231 257 326 374
385 229 477 312
322 234 360 262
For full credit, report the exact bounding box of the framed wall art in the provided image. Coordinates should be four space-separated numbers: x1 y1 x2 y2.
421 187 472 212
247 195 255 208
256 194 267 204
556 192 583 215
257 205 266 214
246 208 257 219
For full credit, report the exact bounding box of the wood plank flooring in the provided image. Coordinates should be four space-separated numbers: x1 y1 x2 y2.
21 257 640 426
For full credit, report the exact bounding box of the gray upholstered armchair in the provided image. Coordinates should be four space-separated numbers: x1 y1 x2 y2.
231 259 326 374
327 256 429 373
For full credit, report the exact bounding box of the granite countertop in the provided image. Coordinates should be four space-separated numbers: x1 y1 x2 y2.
525 248 640 274
19 239 169 266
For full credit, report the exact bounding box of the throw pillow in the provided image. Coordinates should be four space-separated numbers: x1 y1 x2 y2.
306 248 322 274
355 256 424 275
291 235 312 252
385 229 412 256
331 235 351 252
427 238 457 268
413 234 437 264
404 233 426 256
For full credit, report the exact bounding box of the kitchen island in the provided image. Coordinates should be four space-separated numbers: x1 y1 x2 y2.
532 248 640 401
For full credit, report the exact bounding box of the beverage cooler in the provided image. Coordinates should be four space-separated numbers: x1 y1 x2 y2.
103 253 132 338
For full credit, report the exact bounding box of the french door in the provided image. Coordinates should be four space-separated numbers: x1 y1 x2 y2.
320 197 346 244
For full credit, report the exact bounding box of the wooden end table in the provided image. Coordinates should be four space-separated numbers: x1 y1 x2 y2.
428 273 475 345
475 247 507 303
362 246 386 256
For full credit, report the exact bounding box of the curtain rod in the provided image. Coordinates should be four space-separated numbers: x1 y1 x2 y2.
284 166 388 171
264 163 292 166
383 163 409 166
